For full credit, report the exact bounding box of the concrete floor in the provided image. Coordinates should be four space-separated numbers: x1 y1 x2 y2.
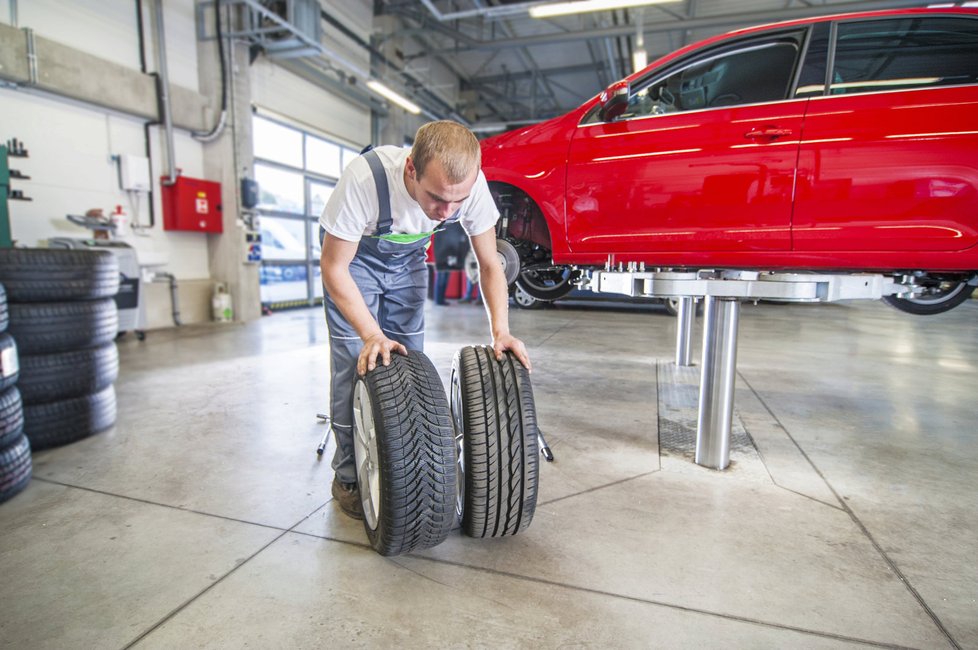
1 296 975 649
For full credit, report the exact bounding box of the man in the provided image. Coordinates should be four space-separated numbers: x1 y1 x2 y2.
319 120 532 519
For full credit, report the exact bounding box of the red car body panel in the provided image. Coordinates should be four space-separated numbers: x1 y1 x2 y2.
480 8 978 273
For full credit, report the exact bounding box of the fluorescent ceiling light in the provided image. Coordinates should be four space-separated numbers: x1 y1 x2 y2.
366 80 421 115
530 0 680 19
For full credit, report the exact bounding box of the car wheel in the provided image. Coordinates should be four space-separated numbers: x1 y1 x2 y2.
352 351 456 556
8 299 119 355
16 343 119 403
516 264 576 301
0 248 120 302
0 387 24 450
0 434 31 504
23 384 117 450
882 281 974 315
451 346 539 538
0 333 19 393
512 285 545 310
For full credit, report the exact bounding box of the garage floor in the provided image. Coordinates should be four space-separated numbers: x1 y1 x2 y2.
1 297 975 648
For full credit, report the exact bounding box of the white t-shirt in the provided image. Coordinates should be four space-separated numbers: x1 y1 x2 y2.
320 146 499 242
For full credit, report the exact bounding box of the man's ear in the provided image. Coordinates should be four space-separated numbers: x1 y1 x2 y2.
405 156 416 179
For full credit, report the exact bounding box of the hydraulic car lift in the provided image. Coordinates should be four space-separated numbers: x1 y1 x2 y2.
583 265 914 470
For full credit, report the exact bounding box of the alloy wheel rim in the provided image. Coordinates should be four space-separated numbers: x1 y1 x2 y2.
450 368 466 520
353 381 380 529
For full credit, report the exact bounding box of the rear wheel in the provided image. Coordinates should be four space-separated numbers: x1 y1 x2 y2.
516 264 576 301
352 351 457 556
451 346 539 538
883 280 973 315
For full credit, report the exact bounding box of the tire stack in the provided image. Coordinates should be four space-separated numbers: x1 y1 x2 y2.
1 282 31 503
0 249 120 451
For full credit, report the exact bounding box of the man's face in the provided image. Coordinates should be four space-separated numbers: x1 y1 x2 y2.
408 157 478 222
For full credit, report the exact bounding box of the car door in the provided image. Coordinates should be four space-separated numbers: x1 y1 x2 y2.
565 29 807 257
793 14 978 254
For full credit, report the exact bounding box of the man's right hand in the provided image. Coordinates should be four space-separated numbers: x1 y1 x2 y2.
358 333 408 375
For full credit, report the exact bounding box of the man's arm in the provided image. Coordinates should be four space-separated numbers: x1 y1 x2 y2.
320 232 407 374
470 229 532 372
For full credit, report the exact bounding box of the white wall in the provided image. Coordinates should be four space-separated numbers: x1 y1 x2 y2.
251 60 370 147
1 0 449 325
0 0 208 281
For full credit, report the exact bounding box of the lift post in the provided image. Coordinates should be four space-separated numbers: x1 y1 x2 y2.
585 268 911 471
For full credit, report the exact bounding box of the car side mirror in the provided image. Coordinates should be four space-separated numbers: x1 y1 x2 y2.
598 80 629 122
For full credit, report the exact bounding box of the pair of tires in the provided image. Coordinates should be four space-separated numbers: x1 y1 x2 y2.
351 346 539 556
0 282 31 504
0 249 120 451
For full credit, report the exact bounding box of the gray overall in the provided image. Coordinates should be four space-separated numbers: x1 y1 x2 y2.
322 150 459 484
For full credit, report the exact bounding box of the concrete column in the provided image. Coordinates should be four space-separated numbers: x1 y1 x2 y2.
197 6 260 323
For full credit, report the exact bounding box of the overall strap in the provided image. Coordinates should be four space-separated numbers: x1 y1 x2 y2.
362 150 393 236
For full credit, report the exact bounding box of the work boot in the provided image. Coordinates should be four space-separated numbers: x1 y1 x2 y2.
331 477 364 520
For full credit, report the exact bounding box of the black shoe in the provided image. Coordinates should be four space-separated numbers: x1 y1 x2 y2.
331 478 364 520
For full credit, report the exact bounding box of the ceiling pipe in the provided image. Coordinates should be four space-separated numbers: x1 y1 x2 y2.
153 0 178 186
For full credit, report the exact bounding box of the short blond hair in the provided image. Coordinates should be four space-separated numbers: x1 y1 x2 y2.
411 121 481 183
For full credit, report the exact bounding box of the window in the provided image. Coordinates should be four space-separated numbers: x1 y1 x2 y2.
306 136 343 179
830 17 978 96
252 115 360 309
254 164 304 214
253 118 303 167
608 34 803 122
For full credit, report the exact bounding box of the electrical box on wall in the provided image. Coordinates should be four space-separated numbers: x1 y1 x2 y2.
160 176 223 233
118 154 151 191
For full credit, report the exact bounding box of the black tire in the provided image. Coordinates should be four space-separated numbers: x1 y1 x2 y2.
23 384 117 450
0 248 120 302
352 351 457 556
0 282 8 332
0 332 19 392
17 343 119 404
511 285 546 310
516 265 576 301
7 299 119 355
0 387 24 449
0 434 32 504
451 346 539 538
882 281 974 315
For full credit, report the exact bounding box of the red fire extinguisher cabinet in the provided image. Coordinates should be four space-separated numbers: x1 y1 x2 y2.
161 176 223 233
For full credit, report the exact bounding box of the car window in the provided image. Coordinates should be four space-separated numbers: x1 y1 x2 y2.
611 35 802 122
828 16 978 96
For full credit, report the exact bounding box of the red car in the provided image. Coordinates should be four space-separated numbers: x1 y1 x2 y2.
481 8 978 314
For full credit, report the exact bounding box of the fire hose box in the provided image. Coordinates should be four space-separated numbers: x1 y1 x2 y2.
161 175 223 233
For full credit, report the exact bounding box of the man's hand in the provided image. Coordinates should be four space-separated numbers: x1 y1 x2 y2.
493 333 532 373
358 333 408 375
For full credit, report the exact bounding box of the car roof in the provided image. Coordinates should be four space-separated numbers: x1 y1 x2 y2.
627 7 978 86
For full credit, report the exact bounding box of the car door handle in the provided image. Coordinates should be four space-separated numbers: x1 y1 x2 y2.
744 127 793 140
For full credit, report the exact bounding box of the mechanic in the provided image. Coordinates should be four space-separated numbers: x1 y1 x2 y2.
319 120 532 519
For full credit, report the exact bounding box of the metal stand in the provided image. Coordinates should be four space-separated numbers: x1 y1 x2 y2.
675 296 695 367
695 297 740 469
586 267 914 471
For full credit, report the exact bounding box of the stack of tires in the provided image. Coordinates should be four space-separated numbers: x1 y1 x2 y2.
0 249 120 451
1 282 31 503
